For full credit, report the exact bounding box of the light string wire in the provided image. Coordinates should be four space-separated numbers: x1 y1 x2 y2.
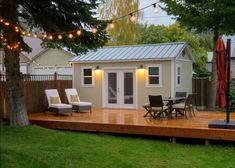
0 1 160 50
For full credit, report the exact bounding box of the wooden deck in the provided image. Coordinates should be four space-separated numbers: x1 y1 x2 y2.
29 109 235 142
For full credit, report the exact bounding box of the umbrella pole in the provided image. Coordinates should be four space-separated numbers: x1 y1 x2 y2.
226 39 231 123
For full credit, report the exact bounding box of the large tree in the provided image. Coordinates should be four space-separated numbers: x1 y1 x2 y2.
160 0 235 109
138 23 208 76
0 0 108 127
99 0 142 45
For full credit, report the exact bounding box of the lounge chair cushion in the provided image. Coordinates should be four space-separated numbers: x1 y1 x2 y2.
50 104 72 109
50 96 60 104
71 94 79 102
70 102 92 106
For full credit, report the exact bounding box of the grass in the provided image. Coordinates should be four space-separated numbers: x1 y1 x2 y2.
1 124 235 168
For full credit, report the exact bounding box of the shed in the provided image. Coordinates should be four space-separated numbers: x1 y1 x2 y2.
70 42 195 109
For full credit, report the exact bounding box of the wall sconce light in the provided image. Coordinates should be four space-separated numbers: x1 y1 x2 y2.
139 65 144 69
96 65 100 70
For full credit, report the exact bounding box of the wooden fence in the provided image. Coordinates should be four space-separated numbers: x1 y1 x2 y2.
192 77 210 108
0 73 72 118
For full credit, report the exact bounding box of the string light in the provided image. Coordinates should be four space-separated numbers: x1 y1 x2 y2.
108 21 114 29
68 33 73 38
43 33 47 39
153 3 160 13
130 13 136 22
48 35 53 40
0 1 161 41
58 34 63 40
33 34 37 38
92 27 97 34
76 30 82 36
4 22 10 26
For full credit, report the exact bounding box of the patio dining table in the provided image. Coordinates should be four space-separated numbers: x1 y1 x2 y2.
143 97 186 119
163 97 186 117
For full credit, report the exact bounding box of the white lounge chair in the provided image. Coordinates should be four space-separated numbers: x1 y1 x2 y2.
65 88 92 113
45 89 72 115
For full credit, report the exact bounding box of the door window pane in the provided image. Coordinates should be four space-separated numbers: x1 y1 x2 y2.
124 72 133 104
108 73 117 104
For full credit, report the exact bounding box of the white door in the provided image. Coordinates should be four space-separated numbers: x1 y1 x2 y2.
104 69 136 109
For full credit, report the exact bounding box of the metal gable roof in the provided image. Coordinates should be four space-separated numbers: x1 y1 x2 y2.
69 42 189 63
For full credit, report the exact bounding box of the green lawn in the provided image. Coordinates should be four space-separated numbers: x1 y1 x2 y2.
1 124 235 168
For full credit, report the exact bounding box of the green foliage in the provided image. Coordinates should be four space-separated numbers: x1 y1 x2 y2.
160 0 235 36
1 125 235 168
230 79 235 112
138 23 209 76
99 0 142 45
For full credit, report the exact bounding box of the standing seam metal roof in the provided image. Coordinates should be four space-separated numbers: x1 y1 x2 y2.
69 42 188 62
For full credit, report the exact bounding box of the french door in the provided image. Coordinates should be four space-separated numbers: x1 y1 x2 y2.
104 69 136 109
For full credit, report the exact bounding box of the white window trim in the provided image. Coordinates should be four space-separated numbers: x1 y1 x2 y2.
176 64 182 87
146 64 162 88
81 66 94 87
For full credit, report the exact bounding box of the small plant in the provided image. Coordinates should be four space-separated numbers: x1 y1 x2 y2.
230 79 235 112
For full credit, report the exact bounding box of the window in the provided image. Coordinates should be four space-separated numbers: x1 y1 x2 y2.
81 67 94 87
147 65 162 87
176 65 181 86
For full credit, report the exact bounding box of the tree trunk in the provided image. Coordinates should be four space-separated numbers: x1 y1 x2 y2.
1 0 29 126
207 30 219 110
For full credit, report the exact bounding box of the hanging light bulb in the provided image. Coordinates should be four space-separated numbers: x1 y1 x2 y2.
92 27 97 34
68 33 73 38
48 35 53 40
0 19 3 22
109 21 114 29
58 34 63 40
43 33 47 38
76 30 82 36
4 22 10 26
130 13 136 22
153 3 160 13
22 31 26 35
33 34 37 38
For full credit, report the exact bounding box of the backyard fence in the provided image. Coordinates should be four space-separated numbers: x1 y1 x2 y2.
192 77 210 109
0 73 72 118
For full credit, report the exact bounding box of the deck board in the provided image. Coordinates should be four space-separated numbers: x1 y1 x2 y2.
28 109 235 141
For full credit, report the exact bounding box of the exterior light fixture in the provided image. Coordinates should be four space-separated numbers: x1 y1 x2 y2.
96 65 100 70
139 65 144 69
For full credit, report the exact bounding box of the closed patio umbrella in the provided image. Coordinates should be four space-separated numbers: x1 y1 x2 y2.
215 38 227 108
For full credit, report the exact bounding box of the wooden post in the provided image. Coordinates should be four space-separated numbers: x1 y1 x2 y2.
205 139 210 146
54 72 57 81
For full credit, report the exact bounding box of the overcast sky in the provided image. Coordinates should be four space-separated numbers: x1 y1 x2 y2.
140 0 175 26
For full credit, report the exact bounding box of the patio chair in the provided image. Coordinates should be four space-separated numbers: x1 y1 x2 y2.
148 95 169 119
172 94 193 119
65 88 92 113
45 89 72 116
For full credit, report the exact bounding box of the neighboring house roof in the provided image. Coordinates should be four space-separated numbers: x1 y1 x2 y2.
22 37 44 59
70 42 194 63
21 37 73 60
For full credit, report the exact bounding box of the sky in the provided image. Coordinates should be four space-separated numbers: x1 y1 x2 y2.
140 0 175 26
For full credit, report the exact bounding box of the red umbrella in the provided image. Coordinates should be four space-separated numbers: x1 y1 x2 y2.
215 38 227 108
